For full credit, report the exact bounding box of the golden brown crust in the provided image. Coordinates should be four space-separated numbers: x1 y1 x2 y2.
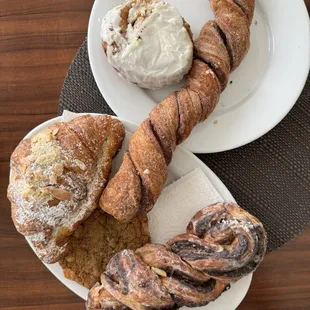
101 120 168 220
194 21 231 91
100 250 174 310
59 210 150 289
136 244 226 307
186 60 222 122
149 92 179 164
129 119 167 214
210 0 251 70
87 203 266 309
176 87 199 144
99 0 255 223
171 202 267 283
187 88 204 123
183 19 194 43
100 152 141 222
233 0 256 24
86 283 128 310
8 115 125 263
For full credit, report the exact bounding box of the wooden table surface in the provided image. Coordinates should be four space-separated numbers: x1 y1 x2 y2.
1 1 310 309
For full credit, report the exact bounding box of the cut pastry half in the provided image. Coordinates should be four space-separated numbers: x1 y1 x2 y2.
101 0 193 89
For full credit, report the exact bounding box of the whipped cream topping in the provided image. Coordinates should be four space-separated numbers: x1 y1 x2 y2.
101 0 193 89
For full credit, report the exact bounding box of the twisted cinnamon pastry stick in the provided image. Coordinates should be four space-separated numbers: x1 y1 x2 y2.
86 202 267 309
100 0 255 222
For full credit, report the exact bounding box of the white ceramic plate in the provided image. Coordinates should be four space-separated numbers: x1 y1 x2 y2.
88 0 310 153
19 115 252 310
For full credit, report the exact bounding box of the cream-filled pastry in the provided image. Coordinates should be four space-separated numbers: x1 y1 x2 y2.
101 0 193 89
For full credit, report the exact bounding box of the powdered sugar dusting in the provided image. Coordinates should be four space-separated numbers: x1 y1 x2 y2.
8 114 125 263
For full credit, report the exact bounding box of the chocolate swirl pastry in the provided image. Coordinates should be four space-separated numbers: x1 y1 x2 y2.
169 202 267 283
136 244 226 307
100 0 256 222
86 202 267 309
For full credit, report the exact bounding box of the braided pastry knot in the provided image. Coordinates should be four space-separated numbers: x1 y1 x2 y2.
86 203 267 309
99 0 256 222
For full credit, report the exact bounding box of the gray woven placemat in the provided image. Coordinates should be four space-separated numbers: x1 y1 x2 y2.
59 39 310 253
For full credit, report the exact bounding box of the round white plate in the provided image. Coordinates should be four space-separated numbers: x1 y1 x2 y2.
88 0 310 153
20 115 252 309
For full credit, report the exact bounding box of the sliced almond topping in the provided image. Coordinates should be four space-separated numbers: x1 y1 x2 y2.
19 163 27 173
151 267 167 277
73 159 86 171
44 186 72 201
65 256 75 263
52 128 59 136
22 187 33 199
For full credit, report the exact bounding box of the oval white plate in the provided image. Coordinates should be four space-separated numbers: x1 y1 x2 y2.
88 0 310 153
20 115 252 310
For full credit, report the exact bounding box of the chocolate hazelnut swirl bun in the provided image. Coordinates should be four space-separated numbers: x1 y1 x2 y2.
168 202 267 283
99 0 255 223
86 203 267 309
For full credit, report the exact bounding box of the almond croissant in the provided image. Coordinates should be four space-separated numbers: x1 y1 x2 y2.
100 0 255 222
8 115 125 263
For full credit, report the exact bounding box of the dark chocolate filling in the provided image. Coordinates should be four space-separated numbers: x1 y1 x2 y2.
171 237 247 259
193 209 227 238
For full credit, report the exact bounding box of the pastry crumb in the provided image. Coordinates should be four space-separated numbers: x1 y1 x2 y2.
59 210 150 288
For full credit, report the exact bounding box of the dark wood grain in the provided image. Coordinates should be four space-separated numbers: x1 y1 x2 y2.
1 1 309 309
306 0 310 14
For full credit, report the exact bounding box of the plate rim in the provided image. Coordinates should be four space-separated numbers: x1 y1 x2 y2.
15 114 252 309
87 0 310 154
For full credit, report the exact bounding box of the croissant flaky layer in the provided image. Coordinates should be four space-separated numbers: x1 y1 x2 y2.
99 0 255 222
8 115 125 263
86 202 267 310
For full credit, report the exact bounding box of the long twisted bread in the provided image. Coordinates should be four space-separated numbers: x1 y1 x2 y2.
86 202 267 309
100 0 255 222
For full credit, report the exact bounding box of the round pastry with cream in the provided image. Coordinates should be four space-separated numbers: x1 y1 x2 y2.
101 0 193 89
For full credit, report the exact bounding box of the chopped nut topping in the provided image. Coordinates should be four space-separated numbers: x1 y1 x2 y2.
65 256 75 263
151 267 167 277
